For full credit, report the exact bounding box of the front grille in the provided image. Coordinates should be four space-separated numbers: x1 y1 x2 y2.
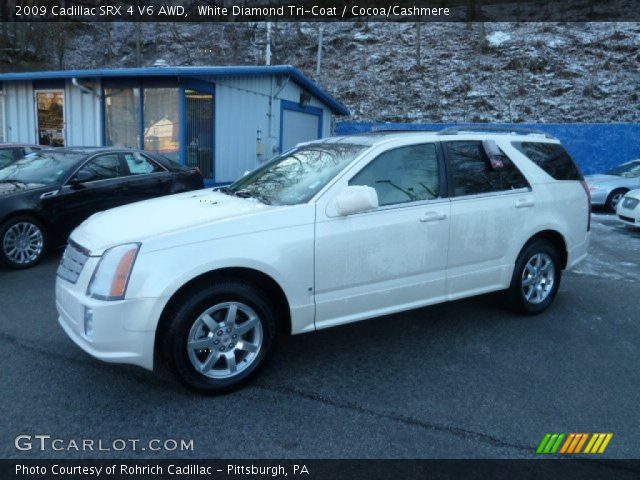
57 240 90 284
619 215 636 224
622 197 640 210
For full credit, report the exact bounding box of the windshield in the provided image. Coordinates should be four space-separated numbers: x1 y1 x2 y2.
606 161 640 178
225 143 367 205
0 152 84 185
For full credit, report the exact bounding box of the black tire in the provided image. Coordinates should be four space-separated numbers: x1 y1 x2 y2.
606 189 628 213
506 239 562 315
0 215 48 269
162 280 278 394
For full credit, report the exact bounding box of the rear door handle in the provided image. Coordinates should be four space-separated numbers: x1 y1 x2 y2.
515 199 535 208
420 212 447 222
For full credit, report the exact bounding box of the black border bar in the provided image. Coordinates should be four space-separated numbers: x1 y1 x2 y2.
3 0 640 22
4 460 640 480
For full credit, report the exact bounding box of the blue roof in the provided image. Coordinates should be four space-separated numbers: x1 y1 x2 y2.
0 65 349 115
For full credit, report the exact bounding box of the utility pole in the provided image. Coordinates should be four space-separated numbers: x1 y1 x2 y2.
265 22 272 66
316 25 323 76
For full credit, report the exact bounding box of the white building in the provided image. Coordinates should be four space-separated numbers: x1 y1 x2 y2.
0 65 349 184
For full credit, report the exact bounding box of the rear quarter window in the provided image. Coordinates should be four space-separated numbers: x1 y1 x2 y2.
512 142 583 181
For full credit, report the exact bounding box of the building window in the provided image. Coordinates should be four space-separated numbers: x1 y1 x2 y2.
143 88 180 162
36 91 65 146
105 88 141 149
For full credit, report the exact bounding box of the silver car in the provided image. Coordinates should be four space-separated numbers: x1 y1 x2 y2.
586 159 640 211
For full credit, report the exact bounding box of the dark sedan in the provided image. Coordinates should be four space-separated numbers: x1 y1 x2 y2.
0 144 43 169
0 147 204 268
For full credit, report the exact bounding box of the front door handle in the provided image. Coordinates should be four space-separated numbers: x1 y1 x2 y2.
515 199 535 208
420 212 447 222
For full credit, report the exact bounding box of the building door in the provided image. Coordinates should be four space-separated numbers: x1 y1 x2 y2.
280 100 322 153
35 90 65 146
184 88 214 181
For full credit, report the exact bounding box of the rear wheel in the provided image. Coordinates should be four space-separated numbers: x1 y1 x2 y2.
0 216 47 269
163 281 278 393
606 189 627 212
507 239 562 315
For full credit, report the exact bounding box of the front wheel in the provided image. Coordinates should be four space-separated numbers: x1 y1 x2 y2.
606 189 627 212
507 240 562 315
0 216 48 269
163 281 278 393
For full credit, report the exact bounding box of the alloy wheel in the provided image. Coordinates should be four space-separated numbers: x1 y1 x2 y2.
521 253 555 305
2 222 44 265
187 301 263 379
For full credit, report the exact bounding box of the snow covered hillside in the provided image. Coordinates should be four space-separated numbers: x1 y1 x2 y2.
2 22 638 123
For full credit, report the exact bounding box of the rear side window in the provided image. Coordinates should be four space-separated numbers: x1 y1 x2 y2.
512 142 582 180
123 152 164 175
444 141 529 197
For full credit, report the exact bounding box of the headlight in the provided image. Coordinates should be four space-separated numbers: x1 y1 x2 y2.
87 243 140 300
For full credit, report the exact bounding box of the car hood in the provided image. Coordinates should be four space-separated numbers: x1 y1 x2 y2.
624 189 640 201
0 181 50 196
584 174 625 184
71 189 275 254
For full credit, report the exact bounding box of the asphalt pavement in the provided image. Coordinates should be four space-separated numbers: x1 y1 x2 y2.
1 214 638 459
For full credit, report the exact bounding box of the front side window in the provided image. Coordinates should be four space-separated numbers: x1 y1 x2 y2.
77 154 123 181
226 143 366 205
349 144 440 206
123 152 164 175
446 141 529 196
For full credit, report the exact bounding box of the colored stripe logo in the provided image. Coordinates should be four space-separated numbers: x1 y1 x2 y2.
537 433 613 454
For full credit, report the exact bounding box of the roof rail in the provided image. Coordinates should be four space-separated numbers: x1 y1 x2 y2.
437 126 556 139
369 126 439 134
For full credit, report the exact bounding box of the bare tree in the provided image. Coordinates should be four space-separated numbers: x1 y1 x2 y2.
415 22 422 68
169 24 193 65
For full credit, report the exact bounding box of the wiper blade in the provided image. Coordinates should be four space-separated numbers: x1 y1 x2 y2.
234 190 272 205
216 186 238 196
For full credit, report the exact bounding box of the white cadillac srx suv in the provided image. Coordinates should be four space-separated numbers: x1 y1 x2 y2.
56 128 590 393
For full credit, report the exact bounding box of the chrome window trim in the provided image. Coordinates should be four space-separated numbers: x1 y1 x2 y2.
449 187 532 202
336 197 450 219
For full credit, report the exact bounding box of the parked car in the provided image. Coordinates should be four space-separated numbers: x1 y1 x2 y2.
616 189 640 228
585 159 640 211
0 144 42 169
0 147 204 268
56 129 590 393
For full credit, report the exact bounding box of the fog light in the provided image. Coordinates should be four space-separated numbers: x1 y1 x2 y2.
84 307 94 339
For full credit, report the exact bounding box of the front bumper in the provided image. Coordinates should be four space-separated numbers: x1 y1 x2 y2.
616 205 639 227
56 276 158 371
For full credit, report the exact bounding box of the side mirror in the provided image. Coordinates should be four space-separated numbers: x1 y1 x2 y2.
332 185 379 216
70 170 94 185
